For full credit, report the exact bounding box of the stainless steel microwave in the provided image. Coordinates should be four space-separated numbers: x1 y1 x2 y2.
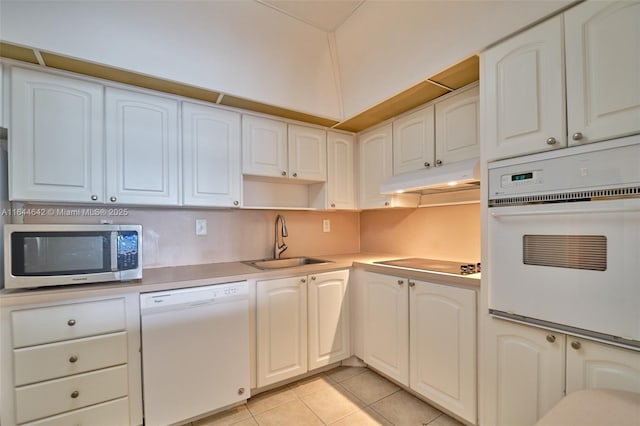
4 224 142 289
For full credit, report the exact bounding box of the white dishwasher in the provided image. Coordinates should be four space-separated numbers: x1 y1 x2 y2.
140 281 249 426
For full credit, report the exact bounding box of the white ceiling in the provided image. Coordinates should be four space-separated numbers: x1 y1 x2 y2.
257 0 365 32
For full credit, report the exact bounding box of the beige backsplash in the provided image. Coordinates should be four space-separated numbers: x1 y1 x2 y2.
360 204 481 263
22 203 479 268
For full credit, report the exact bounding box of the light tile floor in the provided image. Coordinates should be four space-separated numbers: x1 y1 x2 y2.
186 367 465 426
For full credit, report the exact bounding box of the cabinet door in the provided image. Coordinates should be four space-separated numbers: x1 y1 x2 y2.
435 86 479 165
393 106 435 175
483 319 565 426
288 124 326 181
182 102 241 207
409 280 476 423
565 1 640 145
358 124 393 209
10 67 104 203
327 131 355 209
308 270 350 370
256 276 308 387
363 272 409 385
482 16 566 161
242 115 287 178
105 87 179 205
566 337 640 394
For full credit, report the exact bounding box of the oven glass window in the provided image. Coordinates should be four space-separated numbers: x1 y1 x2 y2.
523 234 607 271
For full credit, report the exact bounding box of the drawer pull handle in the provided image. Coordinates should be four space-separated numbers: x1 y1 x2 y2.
67 319 76 326
69 355 78 363
70 390 80 399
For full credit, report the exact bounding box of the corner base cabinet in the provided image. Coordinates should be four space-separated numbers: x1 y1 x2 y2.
0 293 143 426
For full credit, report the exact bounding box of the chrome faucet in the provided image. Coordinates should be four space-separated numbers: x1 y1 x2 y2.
274 214 288 259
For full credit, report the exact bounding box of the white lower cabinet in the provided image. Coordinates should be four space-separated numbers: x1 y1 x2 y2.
484 318 640 426
409 279 476 423
0 294 143 426
361 271 477 423
256 270 350 388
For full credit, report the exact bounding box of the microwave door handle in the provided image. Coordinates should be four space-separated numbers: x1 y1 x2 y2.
110 232 118 272
490 206 640 217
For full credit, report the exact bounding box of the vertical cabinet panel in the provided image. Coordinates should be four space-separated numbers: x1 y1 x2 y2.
327 131 355 209
483 319 565 426
393 106 435 175
363 272 409 386
358 124 393 209
242 115 287 178
565 1 640 145
409 280 476 423
482 16 566 161
308 270 350 370
256 276 307 387
182 102 241 207
105 87 179 205
288 124 326 181
10 67 104 203
566 337 640 394
435 86 480 165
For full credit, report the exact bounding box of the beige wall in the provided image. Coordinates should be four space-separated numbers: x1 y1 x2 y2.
23 205 360 268
22 203 480 268
360 204 481 263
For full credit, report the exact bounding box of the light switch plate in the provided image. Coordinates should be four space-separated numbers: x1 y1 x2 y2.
195 219 207 235
323 219 330 233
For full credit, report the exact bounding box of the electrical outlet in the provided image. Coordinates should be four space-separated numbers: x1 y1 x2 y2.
323 219 330 233
195 219 207 235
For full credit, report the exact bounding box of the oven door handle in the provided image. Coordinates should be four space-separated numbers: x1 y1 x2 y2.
490 206 640 217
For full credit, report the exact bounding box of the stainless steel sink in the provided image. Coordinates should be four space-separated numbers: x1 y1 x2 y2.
243 257 332 270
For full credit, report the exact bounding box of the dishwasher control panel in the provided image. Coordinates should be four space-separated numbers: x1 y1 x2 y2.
140 281 248 313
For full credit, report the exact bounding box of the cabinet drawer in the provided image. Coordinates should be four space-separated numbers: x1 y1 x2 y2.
14 332 128 386
12 298 126 348
15 365 128 424
22 397 129 426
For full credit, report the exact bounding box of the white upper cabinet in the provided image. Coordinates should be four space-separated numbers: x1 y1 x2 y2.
242 116 326 182
393 106 435 174
359 124 393 209
182 102 241 207
565 0 640 145
288 124 326 181
9 67 104 203
242 115 288 178
105 87 179 205
435 85 480 165
482 16 566 161
327 131 356 209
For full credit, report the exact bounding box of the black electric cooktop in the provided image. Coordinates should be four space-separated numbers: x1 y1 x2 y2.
374 258 480 275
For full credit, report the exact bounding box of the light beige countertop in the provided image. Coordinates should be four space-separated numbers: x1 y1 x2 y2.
0 252 480 306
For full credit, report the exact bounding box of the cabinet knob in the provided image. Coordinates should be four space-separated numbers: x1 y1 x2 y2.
281 171 287 176
91 195 98 201
408 281 415 287
67 319 76 327
572 132 584 141
546 137 557 145
571 341 582 350
233 201 239 206
301 278 306 284
70 390 80 399
69 355 79 363
109 196 117 202
384 201 390 207
424 162 430 168
546 335 556 343
238 387 245 395
311 276 316 281
397 280 404 285
331 203 336 208
436 159 443 166
293 172 298 178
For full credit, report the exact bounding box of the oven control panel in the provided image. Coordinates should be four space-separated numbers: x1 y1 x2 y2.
500 170 544 188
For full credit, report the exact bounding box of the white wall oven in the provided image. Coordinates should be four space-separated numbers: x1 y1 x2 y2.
488 137 640 349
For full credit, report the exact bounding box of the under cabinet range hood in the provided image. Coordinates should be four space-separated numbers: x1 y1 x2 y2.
380 158 481 194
